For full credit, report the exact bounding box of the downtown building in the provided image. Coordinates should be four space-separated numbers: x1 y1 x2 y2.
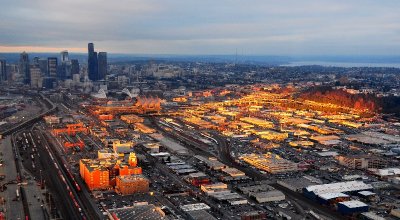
88 43 107 81
88 43 98 81
19 52 30 84
42 57 58 89
30 66 42 88
98 52 107 80
0 59 6 82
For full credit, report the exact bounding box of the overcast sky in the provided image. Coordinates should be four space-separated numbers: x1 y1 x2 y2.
1 0 400 55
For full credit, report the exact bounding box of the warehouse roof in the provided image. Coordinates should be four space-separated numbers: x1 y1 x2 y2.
306 181 373 195
180 203 210 212
318 192 349 200
339 200 368 208
371 167 400 176
360 212 386 220
107 204 164 220
358 191 376 196
186 210 217 220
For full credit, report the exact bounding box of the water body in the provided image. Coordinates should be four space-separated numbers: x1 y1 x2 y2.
283 61 400 68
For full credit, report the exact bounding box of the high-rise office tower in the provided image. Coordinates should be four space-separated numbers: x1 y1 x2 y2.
0 60 7 81
33 57 40 66
38 59 48 74
47 57 58 77
19 52 30 84
98 52 107 80
88 43 98 81
59 50 72 80
60 50 69 63
30 66 42 88
71 59 80 75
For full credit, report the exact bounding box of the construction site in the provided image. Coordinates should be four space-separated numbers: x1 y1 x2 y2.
88 96 161 117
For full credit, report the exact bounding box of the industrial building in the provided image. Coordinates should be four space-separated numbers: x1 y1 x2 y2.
240 153 298 174
195 155 227 170
239 117 274 129
336 155 387 170
238 183 285 203
120 114 144 124
360 212 386 220
107 204 165 220
112 140 134 154
80 153 143 191
337 200 369 215
368 167 400 180
256 130 288 141
303 181 373 200
98 149 119 159
185 210 217 220
142 142 160 153
79 159 111 190
185 172 210 186
277 176 323 192
115 175 149 195
43 115 61 124
134 123 156 134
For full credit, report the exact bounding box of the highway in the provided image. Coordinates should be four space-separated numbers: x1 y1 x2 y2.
0 94 57 137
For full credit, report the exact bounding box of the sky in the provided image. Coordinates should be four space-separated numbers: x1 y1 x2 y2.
1 0 400 55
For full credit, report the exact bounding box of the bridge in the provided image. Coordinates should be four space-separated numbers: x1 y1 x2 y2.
0 94 58 136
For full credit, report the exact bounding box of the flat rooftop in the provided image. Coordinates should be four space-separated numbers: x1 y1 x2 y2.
107 204 164 220
338 200 368 208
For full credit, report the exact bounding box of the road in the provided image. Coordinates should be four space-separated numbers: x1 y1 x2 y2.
0 136 24 219
0 94 57 137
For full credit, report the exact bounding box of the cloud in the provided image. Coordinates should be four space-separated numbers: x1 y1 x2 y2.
0 0 400 55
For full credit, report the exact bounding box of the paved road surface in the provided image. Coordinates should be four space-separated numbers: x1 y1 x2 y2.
0 136 24 219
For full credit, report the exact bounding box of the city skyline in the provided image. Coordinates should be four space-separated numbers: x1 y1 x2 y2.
1 0 400 55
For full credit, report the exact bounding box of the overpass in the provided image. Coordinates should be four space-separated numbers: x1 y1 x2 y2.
0 94 58 136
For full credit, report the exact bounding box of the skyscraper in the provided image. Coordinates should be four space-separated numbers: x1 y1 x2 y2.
71 59 80 75
33 57 40 66
38 59 48 75
0 60 6 81
19 52 30 84
47 57 58 77
88 43 98 81
30 66 42 88
98 52 107 80
60 50 69 63
59 50 72 80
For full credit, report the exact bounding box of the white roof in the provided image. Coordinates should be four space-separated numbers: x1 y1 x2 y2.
317 151 339 157
306 181 373 195
180 203 210 212
374 168 400 176
358 191 376 196
339 200 368 208
360 212 386 220
318 192 349 200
